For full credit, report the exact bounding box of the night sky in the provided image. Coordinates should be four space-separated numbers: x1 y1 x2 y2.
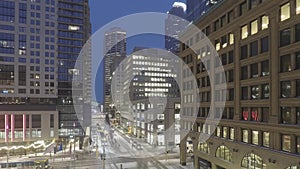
89 0 186 103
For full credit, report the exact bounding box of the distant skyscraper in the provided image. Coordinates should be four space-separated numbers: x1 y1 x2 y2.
165 2 187 53
103 27 126 116
186 0 220 22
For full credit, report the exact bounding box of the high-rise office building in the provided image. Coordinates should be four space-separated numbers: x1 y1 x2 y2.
179 0 300 168
57 0 91 143
103 27 126 116
0 0 91 146
0 0 59 143
165 2 187 54
120 47 181 147
186 0 220 22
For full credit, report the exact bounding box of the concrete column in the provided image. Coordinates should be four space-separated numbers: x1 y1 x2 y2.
269 7 280 123
23 114 26 141
194 156 199 169
180 135 187 166
234 27 241 121
5 114 8 142
11 114 14 142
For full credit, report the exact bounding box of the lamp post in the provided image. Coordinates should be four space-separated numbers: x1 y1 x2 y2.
73 122 76 153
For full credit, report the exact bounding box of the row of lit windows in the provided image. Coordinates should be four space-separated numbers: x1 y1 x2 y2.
241 16 269 40
215 33 234 51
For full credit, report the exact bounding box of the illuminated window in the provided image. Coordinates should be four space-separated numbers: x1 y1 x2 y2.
281 3 290 21
242 129 249 143
229 33 234 45
68 25 80 31
216 145 232 162
241 25 248 39
215 40 220 51
251 20 258 35
241 153 266 169
252 130 259 145
223 127 228 138
198 142 210 154
263 132 270 147
229 128 235 140
261 16 269 30
216 126 221 137
281 135 291 152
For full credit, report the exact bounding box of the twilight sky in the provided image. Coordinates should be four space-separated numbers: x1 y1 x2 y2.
89 0 186 103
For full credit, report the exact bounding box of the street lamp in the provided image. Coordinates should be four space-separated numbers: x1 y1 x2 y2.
73 122 76 153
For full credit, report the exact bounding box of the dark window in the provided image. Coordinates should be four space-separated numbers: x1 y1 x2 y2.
281 81 291 98
220 15 226 27
250 41 258 56
296 24 300 42
50 114 54 128
241 45 248 60
280 54 291 72
281 107 292 124
262 107 269 122
32 115 41 128
296 80 300 97
241 87 248 100
280 28 291 47
221 53 227 65
205 26 210 36
214 20 220 31
228 69 234 82
14 115 23 128
228 50 234 63
296 52 300 69
249 0 260 9
18 65 26 86
261 36 269 53
250 63 258 78
228 88 234 101
262 84 270 99
229 108 234 119
228 10 234 23
241 66 248 80
240 1 247 16
261 60 269 76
